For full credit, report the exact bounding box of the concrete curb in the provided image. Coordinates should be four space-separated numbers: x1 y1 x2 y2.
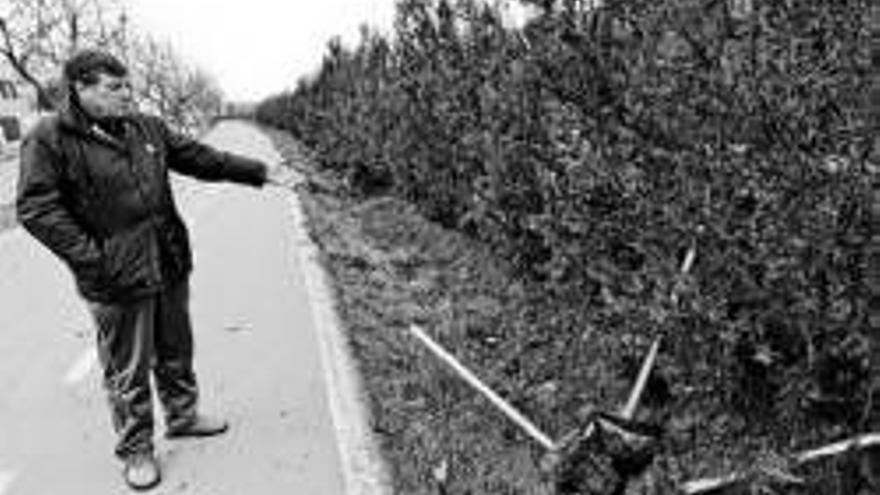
279 172 392 494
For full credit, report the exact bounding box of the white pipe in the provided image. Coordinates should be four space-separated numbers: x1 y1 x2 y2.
796 433 880 463
621 337 661 420
680 473 743 494
681 433 880 494
680 245 697 275
409 325 557 451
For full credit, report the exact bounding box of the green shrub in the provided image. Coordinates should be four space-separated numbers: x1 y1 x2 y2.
257 0 875 478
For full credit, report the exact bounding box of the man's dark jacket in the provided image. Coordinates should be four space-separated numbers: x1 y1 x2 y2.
17 107 268 303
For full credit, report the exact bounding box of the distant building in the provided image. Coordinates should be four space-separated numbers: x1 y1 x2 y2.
0 60 38 145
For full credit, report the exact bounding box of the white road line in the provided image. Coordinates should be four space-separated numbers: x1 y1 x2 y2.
64 348 97 385
284 190 391 495
0 470 17 495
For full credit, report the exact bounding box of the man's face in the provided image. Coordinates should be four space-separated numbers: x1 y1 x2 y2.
75 72 134 119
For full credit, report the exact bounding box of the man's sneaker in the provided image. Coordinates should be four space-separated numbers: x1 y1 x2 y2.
123 451 161 491
165 414 229 439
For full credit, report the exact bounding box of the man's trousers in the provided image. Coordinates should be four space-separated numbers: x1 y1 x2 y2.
87 281 199 459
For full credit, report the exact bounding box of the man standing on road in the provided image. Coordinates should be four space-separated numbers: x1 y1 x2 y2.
16 50 292 491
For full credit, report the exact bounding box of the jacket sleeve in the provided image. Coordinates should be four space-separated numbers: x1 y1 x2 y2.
16 132 103 273
159 119 268 187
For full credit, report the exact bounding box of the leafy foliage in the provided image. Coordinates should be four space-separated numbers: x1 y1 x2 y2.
258 0 876 488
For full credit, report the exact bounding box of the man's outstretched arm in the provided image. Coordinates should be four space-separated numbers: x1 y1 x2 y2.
158 118 269 186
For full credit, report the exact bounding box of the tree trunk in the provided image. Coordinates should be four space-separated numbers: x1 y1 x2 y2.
1 52 55 110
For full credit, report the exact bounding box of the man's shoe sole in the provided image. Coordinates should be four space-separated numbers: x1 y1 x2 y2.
165 423 229 439
125 475 161 492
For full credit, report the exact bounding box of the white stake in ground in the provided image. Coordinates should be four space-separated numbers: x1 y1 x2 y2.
682 433 880 494
410 324 557 451
410 324 662 452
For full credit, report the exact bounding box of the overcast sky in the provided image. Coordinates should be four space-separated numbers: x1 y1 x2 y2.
124 0 400 102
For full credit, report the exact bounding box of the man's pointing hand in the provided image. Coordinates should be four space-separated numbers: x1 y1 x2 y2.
265 162 297 188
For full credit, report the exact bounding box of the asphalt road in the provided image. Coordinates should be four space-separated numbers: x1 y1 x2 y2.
0 121 383 494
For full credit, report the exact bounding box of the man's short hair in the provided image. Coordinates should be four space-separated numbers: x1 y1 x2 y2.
63 50 128 86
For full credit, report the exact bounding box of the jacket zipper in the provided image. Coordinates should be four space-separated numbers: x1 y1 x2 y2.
122 129 164 289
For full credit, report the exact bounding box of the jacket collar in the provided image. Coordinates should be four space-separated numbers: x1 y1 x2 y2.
57 99 131 152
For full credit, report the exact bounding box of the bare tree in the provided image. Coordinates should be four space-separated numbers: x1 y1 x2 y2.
129 37 224 135
0 0 225 134
0 0 128 109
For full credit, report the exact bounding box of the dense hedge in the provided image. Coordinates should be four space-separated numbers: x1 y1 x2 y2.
257 0 875 443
